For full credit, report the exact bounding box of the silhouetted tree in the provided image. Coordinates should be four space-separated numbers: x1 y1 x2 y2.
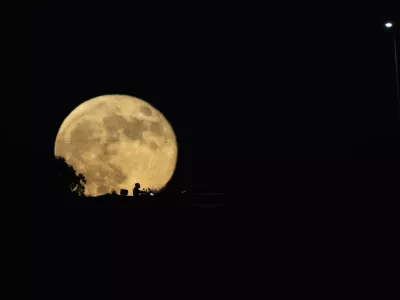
54 156 87 197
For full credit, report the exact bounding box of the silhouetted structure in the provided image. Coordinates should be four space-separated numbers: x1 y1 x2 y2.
120 189 128 196
133 183 141 197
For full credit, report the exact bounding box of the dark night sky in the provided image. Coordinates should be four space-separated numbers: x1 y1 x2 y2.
30 3 400 195
31 5 399 297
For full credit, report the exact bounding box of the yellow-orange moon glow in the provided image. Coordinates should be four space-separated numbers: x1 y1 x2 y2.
54 95 178 196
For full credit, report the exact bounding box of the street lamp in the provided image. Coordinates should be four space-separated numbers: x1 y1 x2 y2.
385 22 400 122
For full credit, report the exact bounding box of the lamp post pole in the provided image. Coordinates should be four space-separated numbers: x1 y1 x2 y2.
385 22 400 122
393 35 399 107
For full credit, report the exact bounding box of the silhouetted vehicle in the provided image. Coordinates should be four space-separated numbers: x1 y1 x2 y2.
120 189 128 196
133 183 155 197
147 188 155 196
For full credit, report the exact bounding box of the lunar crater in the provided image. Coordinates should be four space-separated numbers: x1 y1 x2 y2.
140 105 152 116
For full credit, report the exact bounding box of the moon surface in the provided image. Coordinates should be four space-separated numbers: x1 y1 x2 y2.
54 95 178 196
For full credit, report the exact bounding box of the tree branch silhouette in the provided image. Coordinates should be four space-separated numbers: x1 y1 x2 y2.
54 156 87 197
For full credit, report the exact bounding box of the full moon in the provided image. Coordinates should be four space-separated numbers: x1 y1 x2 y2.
54 95 178 196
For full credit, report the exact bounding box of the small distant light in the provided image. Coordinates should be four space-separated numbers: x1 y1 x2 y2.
385 22 393 28
150 193 154 196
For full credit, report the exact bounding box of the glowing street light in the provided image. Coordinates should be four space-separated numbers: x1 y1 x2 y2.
385 22 393 28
